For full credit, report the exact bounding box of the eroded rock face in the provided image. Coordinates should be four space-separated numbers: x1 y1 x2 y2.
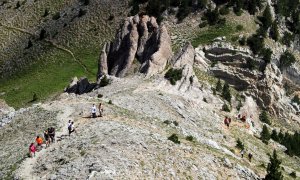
203 41 297 117
98 15 172 78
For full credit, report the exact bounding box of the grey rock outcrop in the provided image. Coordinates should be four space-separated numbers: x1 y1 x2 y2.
0 99 15 128
65 77 96 95
97 15 173 78
171 42 200 91
203 41 298 117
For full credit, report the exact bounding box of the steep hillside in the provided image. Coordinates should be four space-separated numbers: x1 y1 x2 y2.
0 0 129 108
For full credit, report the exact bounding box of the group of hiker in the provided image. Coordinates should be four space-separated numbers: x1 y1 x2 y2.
223 113 255 129
240 149 253 162
91 103 104 118
29 127 55 158
223 114 255 162
28 103 104 158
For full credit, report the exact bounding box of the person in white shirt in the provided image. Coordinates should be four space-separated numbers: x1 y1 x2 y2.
91 104 97 118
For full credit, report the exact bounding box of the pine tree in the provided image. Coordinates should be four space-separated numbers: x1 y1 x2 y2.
271 129 279 141
278 130 284 143
261 124 271 144
279 51 296 70
216 79 222 92
261 5 273 30
236 138 245 150
270 21 280 41
222 82 231 103
259 110 271 125
265 150 283 180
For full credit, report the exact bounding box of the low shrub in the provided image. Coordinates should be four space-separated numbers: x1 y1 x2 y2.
173 121 179 126
165 68 183 85
279 51 296 70
168 134 180 144
290 171 297 178
186 135 194 142
236 138 244 150
236 24 244 31
52 12 60 20
222 103 231 112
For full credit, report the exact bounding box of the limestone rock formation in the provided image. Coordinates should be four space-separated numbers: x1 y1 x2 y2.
97 15 173 78
202 41 298 117
171 42 200 91
65 77 96 95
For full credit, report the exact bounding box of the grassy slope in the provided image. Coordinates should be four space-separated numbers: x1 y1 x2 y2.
0 47 99 108
0 0 128 108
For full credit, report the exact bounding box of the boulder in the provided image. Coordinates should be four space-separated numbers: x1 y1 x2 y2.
65 77 96 95
97 15 172 78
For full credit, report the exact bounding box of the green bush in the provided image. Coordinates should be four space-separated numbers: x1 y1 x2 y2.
78 9 87 17
236 24 244 31
271 129 279 141
290 171 297 178
222 103 231 112
247 34 264 54
279 51 296 70
261 48 273 64
97 94 103 98
239 36 246 46
216 79 222 92
259 110 271 125
199 21 208 28
52 12 61 20
42 8 49 17
219 6 230 15
99 75 110 87
270 21 279 41
222 82 231 103
163 120 171 125
281 32 294 47
292 95 300 104
261 125 271 144
165 68 183 85
79 0 89 5
108 100 112 104
236 138 244 150
173 121 179 126
186 135 194 142
205 8 221 26
168 134 180 144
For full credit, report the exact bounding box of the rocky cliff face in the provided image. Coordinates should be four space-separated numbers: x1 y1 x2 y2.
97 15 173 78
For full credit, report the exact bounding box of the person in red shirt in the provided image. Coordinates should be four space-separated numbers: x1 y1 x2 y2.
29 143 36 158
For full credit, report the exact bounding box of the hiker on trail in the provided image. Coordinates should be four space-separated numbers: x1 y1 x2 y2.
68 120 72 128
91 104 97 118
240 149 245 158
36 136 43 147
98 103 104 117
49 127 55 143
224 116 229 127
29 143 36 158
248 152 253 162
44 130 50 148
68 121 76 136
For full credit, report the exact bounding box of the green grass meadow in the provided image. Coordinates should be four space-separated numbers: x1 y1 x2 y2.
0 47 99 108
